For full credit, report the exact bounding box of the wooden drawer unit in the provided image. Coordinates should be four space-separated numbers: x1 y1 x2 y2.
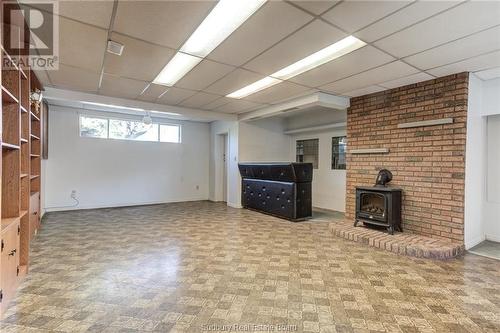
29 192 40 236
0 219 20 314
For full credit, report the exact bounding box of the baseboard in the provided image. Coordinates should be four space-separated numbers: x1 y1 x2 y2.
227 202 242 209
486 234 500 243
465 234 486 249
44 197 208 212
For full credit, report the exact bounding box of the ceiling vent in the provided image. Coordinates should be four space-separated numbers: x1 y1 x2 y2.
107 40 124 56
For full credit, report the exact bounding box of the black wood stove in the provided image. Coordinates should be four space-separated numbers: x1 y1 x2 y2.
354 169 402 234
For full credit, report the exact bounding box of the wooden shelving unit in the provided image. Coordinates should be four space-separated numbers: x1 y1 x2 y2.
1 10 44 316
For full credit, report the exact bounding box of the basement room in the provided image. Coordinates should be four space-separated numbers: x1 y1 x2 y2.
0 0 499 332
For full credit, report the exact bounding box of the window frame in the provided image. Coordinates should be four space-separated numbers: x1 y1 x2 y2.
78 114 182 144
331 136 347 170
296 138 319 169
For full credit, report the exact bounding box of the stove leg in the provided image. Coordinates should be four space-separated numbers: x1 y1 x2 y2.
388 225 394 235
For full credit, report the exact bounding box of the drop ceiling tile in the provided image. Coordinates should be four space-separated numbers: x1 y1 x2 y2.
355 1 462 42
320 61 419 93
374 1 500 58
179 92 222 109
204 69 264 96
104 33 175 82
137 83 169 103
475 67 500 81
207 1 313 66
290 45 395 87
59 17 107 72
175 60 235 91
113 1 216 49
378 72 435 89
214 100 264 114
204 97 232 110
343 85 386 97
99 74 147 100
243 20 346 76
157 87 197 106
20 1 113 28
47 64 100 93
322 1 412 33
243 81 311 104
291 1 339 15
58 1 114 28
427 50 500 77
404 26 500 70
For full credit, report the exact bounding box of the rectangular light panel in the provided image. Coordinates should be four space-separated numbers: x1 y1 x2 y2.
153 0 267 86
227 36 367 98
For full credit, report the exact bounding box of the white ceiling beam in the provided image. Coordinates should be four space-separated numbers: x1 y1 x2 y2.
238 92 349 121
43 87 237 122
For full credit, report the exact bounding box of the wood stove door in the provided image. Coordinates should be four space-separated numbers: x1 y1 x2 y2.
357 192 387 223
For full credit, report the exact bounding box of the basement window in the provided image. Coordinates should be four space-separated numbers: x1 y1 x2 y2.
332 136 347 170
296 139 319 169
79 115 181 143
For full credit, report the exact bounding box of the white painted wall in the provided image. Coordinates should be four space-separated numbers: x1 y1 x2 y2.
465 75 500 247
44 106 210 211
485 114 500 242
239 118 292 162
209 120 241 208
464 75 487 248
289 128 347 212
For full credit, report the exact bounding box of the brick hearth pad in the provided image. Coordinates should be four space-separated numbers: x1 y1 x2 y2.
329 219 465 259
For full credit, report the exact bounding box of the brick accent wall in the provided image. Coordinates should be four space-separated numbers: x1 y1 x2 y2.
346 73 468 243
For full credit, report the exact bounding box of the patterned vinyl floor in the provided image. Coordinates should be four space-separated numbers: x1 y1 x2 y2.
1 201 499 333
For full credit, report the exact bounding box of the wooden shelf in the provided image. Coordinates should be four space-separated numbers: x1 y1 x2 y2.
30 175 39 180
20 210 28 218
20 105 28 113
30 153 40 158
30 134 40 140
2 85 19 104
1 216 20 232
20 68 28 80
31 112 40 121
1 46 19 70
2 142 20 150
20 138 28 143
20 173 28 178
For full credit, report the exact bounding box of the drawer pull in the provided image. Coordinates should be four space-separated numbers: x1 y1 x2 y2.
34 211 38 215
9 249 17 256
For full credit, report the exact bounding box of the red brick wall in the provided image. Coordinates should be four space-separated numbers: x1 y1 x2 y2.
346 73 468 243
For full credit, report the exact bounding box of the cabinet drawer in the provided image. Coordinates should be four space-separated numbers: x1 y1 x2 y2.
0 220 20 314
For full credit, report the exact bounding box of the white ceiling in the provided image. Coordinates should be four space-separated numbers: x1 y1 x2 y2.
29 0 500 116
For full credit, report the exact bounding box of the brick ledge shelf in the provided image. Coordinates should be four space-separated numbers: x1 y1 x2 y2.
329 220 465 259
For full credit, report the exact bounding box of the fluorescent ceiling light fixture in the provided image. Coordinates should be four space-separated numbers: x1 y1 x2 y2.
153 0 266 86
227 36 366 98
271 36 366 80
150 110 181 116
153 53 202 86
181 0 267 57
83 101 144 112
226 76 281 99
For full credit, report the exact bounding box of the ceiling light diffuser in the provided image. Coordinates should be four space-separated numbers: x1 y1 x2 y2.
226 76 281 99
271 36 366 80
153 0 267 87
153 53 202 86
227 35 366 99
182 0 267 57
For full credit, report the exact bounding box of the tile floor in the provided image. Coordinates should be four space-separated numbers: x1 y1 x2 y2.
469 241 500 261
1 201 499 333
